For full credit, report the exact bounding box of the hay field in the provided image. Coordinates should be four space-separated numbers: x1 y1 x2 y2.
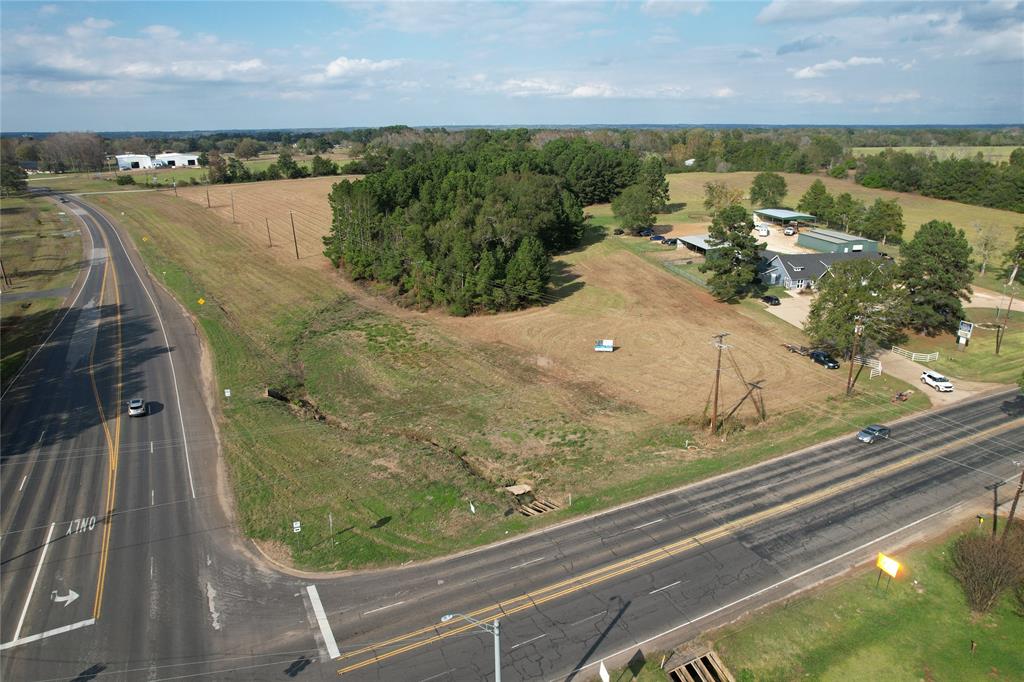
177 176 356 261
852 145 1020 164
662 172 1023 249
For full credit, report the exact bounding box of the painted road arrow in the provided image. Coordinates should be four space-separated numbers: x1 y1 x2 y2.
50 589 79 608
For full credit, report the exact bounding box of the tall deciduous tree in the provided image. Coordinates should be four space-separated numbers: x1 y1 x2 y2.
612 184 656 235
749 172 787 208
899 220 974 334
703 180 745 217
1005 225 1024 286
861 198 905 245
829 193 866 233
806 259 908 358
205 150 228 184
797 179 833 220
233 138 263 159
699 204 761 301
973 224 1002 276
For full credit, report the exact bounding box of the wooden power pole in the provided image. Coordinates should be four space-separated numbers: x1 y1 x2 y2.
1001 468 1024 543
846 316 863 396
709 332 731 434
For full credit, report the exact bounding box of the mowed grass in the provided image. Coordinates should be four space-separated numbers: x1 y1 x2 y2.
0 195 84 384
852 145 1021 164
90 187 928 570
663 172 1023 257
714 525 1024 682
903 309 1024 384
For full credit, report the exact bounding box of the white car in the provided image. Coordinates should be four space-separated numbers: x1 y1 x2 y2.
784 226 797 236
127 398 147 416
920 370 954 392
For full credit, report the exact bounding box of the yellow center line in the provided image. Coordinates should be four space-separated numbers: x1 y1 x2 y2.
86 216 123 622
337 418 1021 676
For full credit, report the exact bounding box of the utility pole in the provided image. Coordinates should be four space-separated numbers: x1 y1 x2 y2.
0 258 11 288
290 211 299 260
985 481 1006 538
995 285 1016 355
846 316 863 396
230 191 236 224
206 187 211 208
710 332 730 435
1001 468 1024 543
265 216 273 247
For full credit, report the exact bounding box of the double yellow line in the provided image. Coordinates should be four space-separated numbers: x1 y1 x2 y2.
84 217 123 621
337 418 1021 676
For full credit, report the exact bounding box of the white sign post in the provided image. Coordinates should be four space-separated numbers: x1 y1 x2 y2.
598 660 610 682
292 521 301 533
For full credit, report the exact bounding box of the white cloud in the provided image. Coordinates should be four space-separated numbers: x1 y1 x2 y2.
38 4 58 16
876 91 920 104
568 84 618 98
325 56 402 78
66 17 114 38
641 1 708 17
499 78 566 97
758 0 865 24
711 87 736 98
649 28 681 45
788 89 844 104
142 25 181 40
792 55 883 78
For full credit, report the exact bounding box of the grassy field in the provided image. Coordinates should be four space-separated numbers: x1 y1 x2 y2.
0 195 84 385
657 172 1023 262
89 183 929 570
903 309 1023 384
852 145 1020 164
714 524 1024 682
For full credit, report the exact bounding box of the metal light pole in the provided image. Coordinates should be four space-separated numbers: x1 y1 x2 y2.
441 613 500 682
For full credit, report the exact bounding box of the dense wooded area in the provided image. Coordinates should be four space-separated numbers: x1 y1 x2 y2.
322 130 643 314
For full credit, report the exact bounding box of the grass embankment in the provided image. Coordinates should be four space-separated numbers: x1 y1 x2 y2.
714 524 1024 681
0 195 83 384
852 145 1020 164
93 190 927 570
904 309 1024 384
659 172 1022 260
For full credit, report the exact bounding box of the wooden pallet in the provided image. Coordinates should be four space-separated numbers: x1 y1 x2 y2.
518 499 561 516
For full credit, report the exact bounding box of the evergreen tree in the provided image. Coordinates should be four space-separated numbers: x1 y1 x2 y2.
0 154 28 196
797 179 833 220
637 155 670 211
505 235 548 307
861 198 904 244
612 184 656 234
829 193 866 233
699 204 761 301
749 172 787 208
899 220 974 334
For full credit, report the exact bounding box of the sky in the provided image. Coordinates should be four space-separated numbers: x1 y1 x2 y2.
1 0 1022 132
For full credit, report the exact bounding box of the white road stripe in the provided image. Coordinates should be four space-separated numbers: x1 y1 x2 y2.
569 610 607 627
509 556 545 570
13 522 55 641
150 441 154 454
510 633 547 650
633 517 665 530
0 618 96 651
306 585 340 660
363 600 404 616
649 580 681 595
151 490 155 506
18 476 27 492
418 670 454 682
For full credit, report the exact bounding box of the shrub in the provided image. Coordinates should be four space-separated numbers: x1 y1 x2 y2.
115 174 136 185
948 527 1024 613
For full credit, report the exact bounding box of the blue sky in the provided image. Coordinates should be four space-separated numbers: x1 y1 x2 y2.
1 1 1021 131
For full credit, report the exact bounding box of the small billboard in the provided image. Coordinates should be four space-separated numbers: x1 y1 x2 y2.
957 320 974 339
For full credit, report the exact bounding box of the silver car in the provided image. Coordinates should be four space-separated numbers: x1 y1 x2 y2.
857 424 890 443
127 398 147 417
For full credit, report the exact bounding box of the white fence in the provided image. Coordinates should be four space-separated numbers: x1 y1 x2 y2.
853 356 883 379
891 346 939 362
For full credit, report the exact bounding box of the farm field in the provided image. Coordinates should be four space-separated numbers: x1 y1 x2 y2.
714 523 1024 682
0 195 84 384
852 145 1020 163
93 179 929 569
658 171 1023 255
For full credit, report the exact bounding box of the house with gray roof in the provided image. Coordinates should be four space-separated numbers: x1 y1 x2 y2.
760 251 880 290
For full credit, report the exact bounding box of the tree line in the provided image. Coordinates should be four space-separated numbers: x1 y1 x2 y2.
322 130 649 315
856 148 1024 212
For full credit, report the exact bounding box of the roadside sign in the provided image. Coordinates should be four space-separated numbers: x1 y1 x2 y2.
876 553 901 578
957 320 974 339
224 389 231 398
292 521 301 533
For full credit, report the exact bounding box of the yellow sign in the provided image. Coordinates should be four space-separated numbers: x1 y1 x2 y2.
197 298 205 305
876 553 901 578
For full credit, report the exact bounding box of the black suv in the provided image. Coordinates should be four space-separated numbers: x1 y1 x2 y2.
761 295 781 306
810 350 839 369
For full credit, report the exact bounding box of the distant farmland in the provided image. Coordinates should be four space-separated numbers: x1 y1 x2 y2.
852 145 1019 163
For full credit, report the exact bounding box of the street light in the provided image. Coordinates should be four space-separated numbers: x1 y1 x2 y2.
441 612 501 682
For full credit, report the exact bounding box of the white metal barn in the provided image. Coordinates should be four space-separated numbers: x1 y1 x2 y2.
154 153 200 168
115 154 154 170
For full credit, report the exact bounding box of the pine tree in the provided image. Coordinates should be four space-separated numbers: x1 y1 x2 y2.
899 220 974 334
797 179 834 220
861 198 904 245
699 204 761 301
505 236 548 308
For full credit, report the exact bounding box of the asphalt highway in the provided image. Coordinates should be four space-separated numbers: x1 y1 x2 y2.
1 192 1021 681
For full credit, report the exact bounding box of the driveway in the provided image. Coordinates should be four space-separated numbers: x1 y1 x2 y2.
766 289 813 329
969 285 1022 313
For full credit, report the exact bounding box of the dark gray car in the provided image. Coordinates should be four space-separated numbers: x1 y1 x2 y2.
857 424 890 443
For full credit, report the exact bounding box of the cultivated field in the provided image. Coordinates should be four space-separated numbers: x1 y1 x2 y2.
94 180 927 569
852 145 1020 163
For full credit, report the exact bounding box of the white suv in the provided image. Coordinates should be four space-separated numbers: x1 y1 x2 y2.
920 370 954 392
